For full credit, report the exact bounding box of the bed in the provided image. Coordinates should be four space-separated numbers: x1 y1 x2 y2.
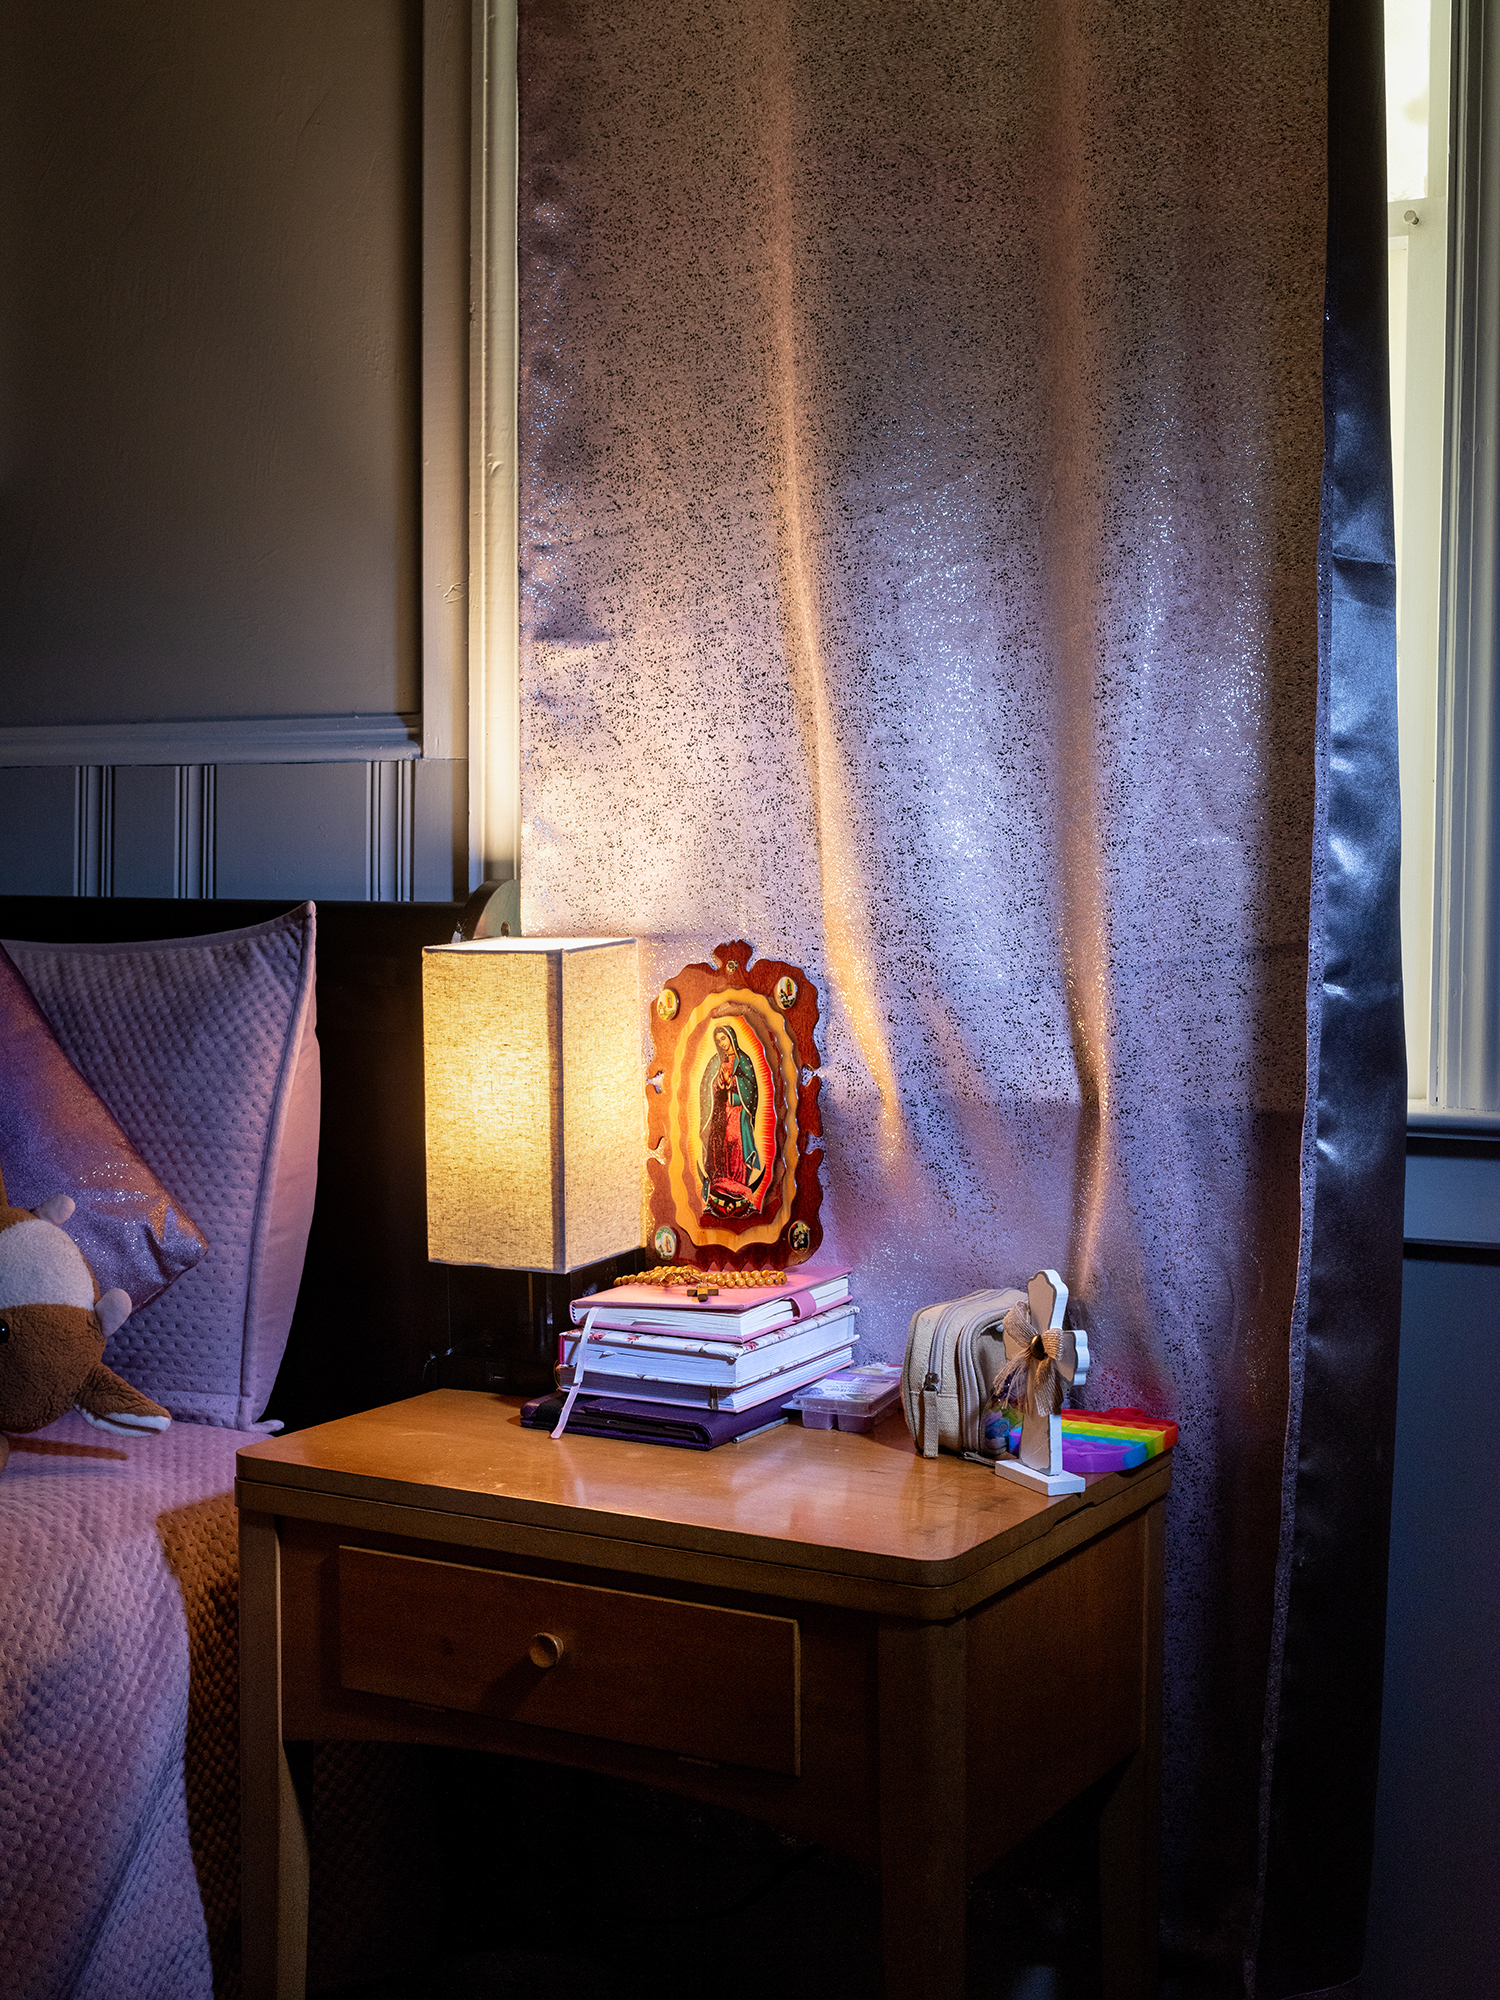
0 897 466 2000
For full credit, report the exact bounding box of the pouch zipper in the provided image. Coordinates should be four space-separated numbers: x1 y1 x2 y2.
905 1304 945 1454
955 1301 1005 1455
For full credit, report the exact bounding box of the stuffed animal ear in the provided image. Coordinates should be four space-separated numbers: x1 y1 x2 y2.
95 1288 132 1340
35 1194 76 1225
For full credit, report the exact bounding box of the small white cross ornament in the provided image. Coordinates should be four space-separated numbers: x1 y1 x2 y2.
992 1268 1091 1496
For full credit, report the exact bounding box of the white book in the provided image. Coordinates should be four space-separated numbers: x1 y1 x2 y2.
576 1302 860 1365
562 1307 859 1392
566 1344 858 1412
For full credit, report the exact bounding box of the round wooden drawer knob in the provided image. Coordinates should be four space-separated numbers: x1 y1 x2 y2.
528 1632 564 1669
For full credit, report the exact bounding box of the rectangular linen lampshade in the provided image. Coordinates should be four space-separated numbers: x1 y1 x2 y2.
423 937 641 1274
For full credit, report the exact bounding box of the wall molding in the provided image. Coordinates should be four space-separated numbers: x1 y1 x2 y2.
74 767 114 896
0 714 422 769
0 759 467 903
175 766 216 897
368 759 416 901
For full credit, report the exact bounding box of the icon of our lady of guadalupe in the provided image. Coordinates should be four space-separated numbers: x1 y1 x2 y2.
699 1023 766 1217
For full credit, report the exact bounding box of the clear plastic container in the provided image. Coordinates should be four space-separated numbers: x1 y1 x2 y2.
785 1362 904 1433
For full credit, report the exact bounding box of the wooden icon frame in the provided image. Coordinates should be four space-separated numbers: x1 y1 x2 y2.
645 940 822 1268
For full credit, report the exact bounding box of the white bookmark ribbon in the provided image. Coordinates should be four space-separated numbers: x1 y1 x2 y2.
550 1308 597 1440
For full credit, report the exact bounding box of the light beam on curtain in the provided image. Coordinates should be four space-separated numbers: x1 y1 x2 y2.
516 0 1404 1987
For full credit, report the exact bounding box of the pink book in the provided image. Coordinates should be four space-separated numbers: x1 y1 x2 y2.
568 1264 853 1344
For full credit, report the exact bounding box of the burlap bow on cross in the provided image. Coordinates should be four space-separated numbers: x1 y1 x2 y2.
993 1271 1086 1472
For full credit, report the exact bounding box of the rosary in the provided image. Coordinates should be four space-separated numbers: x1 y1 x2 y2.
618 1264 788 1299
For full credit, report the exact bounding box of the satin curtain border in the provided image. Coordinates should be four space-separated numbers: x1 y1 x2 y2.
1254 1 1408 1993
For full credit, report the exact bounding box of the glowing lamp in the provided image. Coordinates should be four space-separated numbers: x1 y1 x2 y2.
422 937 641 1274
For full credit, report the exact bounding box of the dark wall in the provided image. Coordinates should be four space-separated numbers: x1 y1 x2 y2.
0 0 421 725
1364 1209 1500 1997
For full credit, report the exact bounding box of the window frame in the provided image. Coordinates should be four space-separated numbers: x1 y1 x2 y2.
1424 0 1500 1125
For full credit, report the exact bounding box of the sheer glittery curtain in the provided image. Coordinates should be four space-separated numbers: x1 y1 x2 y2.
518 0 1391 1984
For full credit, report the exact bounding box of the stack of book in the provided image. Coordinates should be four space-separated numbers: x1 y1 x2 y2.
521 1265 857 1448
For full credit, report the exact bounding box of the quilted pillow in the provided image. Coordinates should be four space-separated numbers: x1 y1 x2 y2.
0 947 207 1307
4 905 319 1429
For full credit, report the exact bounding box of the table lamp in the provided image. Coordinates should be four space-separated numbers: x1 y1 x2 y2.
422 936 642 1381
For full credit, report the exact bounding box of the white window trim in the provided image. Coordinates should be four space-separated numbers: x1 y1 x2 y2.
421 0 475 782
469 0 520 892
1392 0 1500 1128
1390 0 1450 1109
1425 0 1500 1119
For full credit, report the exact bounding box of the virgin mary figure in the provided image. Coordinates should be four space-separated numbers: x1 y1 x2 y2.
699 1022 765 1215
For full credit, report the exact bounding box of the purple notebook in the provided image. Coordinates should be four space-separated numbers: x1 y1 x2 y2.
520 1391 786 1450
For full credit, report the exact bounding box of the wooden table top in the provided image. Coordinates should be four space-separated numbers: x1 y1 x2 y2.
238 1390 1170 1594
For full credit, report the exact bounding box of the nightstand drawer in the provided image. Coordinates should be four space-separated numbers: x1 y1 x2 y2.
337 1545 800 1773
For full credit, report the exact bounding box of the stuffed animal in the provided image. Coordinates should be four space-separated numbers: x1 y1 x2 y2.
0 1167 171 1474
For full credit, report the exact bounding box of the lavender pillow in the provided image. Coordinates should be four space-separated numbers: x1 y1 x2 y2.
0 947 207 1307
4 905 319 1429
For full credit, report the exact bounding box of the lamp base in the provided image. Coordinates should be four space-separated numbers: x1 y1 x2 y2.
425 1250 651 1399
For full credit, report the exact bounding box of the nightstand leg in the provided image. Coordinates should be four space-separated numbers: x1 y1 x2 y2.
240 1509 311 2000
878 1615 967 1999
1099 1499 1164 2000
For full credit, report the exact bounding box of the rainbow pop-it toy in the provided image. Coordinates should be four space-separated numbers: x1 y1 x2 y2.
1004 1406 1178 1476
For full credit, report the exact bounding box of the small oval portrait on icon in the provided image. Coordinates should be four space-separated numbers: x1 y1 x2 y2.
789 1220 811 1251
653 1225 678 1260
656 987 679 1019
775 975 798 1012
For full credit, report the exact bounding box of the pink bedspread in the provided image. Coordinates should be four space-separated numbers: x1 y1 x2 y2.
0 1414 257 2000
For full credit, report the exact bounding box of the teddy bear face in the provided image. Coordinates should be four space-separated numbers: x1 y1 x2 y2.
0 1213 96 1313
0 1211 105 1435
0 1301 106 1432
0 1176 166 1458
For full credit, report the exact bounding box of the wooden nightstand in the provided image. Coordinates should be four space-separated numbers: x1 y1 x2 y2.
237 1390 1168 1999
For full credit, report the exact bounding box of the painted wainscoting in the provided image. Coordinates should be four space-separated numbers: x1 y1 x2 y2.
0 718 466 904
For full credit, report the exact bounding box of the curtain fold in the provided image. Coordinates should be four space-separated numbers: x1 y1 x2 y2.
518 1 1403 1986
1254 1 1406 1993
